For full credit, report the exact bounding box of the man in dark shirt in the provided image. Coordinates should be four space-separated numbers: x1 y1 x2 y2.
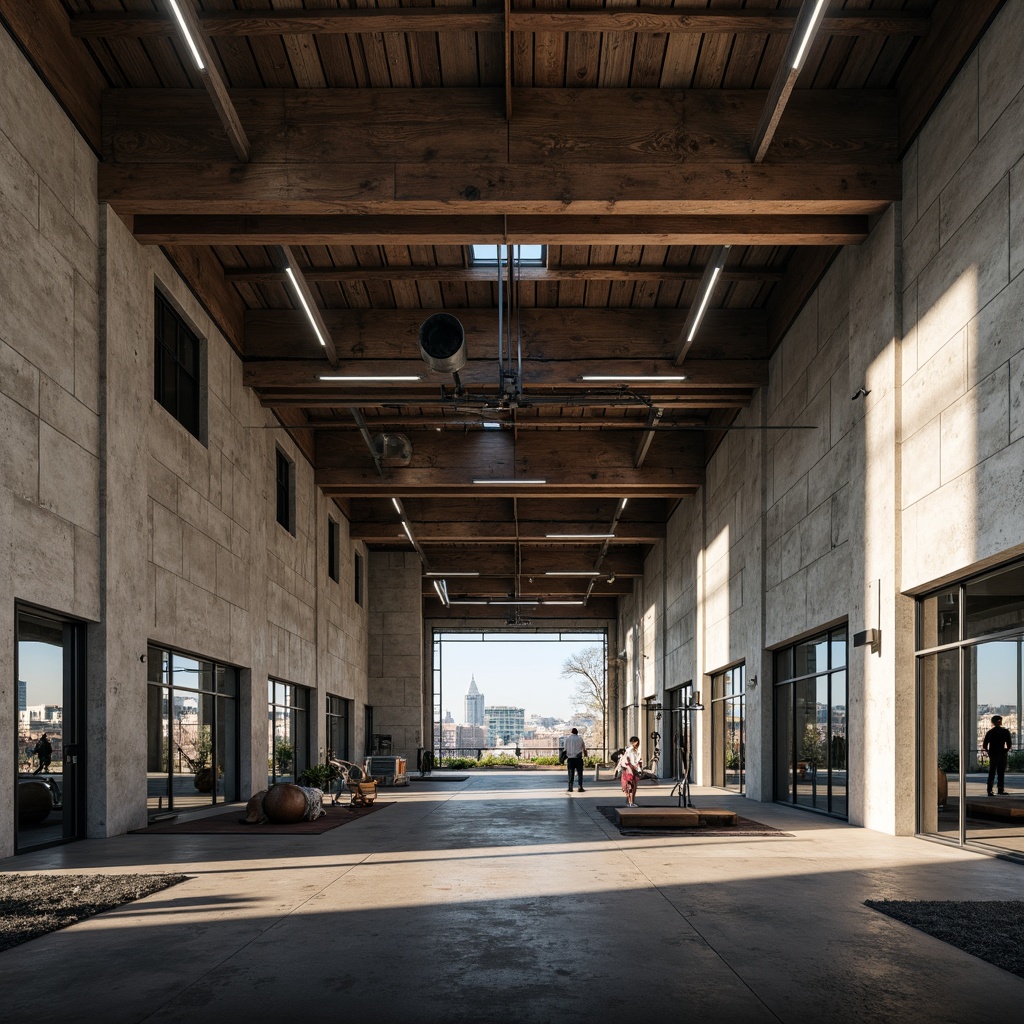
982 715 1013 796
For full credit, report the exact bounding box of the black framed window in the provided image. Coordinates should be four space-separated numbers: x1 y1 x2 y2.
328 519 340 583
711 665 745 793
326 695 352 762
154 290 203 440
354 550 364 606
268 680 310 786
774 627 848 818
276 448 294 533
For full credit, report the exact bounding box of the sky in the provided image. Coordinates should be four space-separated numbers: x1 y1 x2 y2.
436 633 605 722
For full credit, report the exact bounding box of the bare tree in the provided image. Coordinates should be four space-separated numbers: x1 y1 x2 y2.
562 646 606 752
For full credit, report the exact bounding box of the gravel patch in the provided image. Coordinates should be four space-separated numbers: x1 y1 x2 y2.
0 873 188 953
865 900 1024 979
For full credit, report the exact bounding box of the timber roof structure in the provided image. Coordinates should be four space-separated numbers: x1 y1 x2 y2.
0 0 1004 620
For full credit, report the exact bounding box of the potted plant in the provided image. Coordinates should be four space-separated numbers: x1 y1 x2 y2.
298 762 342 791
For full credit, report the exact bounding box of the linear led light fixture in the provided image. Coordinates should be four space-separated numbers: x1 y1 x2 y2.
432 579 450 607
448 600 489 606
391 497 402 515
424 572 480 578
168 0 205 70
619 498 629 511
792 0 828 71
545 533 615 540
400 521 415 544
284 267 327 349
686 246 731 344
581 375 687 382
545 571 601 577
473 479 547 485
319 375 422 382
488 600 540 606
544 601 586 606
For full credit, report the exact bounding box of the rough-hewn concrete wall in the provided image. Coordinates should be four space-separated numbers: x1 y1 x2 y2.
368 552 424 760
899 0 1024 588
0 23 102 855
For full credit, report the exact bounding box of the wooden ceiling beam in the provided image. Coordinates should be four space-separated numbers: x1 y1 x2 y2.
245 359 768 391
401 549 646 577
99 161 898 218
244 307 765 360
131 213 869 247
70 8 929 38
424 577 636 598
223 265 785 284
354 520 665 544
101 88 897 167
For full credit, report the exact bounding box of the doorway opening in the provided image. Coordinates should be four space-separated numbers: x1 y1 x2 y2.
15 605 86 852
431 630 608 765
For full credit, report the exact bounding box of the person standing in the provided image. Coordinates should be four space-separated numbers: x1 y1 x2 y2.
563 727 587 793
32 733 53 774
983 715 1013 796
618 736 643 807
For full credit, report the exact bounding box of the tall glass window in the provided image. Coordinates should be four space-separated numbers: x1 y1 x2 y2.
326 695 351 762
774 627 848 818
268 680 310 786
146 647 238 815
711 665 745 793
918 559 1024 857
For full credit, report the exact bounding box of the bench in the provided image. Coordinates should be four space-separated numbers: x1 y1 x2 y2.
614 806 738 828
965 798 1024 821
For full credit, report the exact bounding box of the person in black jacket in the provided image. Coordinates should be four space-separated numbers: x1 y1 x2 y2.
982 715 1013 796
32 733 53 774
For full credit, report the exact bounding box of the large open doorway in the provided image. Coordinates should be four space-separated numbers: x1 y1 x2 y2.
15 606 86 852
431 630 608 764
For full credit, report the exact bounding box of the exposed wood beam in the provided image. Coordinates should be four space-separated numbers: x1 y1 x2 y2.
163 0 250 163
0 0 106 151
223 265 785 285
634 408 664 469
674 245 731 364
99 161 898 218
131 214 869 247
101 88 897 167
262 394 753 411
424 577 637 598
293 418 713 432
316 475 700 500
244 308 766 361
897 0 1007 152
750 0 830 163
429 601 618 621
504 0 512 123
70 8 930 38
275 244 338 366
351 520 665 544
246 359 768 391
359 549 648 577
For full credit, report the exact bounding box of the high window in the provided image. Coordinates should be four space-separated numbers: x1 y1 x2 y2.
275 447 294 533
774 628 848 818
354 550 364 606
268 681 310 787
154 290 204 441
328 518 340 583
326 695 352 763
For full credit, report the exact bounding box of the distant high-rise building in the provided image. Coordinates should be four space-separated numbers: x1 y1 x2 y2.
464 676 485 726
444 709 455 724
485 706 525 746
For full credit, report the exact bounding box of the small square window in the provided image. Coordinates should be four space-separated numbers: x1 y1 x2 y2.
354 550 364 607
328 519 340 583
154 289 204 441
470 244 545 266
275 448 294 534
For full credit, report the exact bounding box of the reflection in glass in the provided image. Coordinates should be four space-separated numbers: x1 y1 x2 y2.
711 666 745 793
965 563 1024 640
268 680 310 786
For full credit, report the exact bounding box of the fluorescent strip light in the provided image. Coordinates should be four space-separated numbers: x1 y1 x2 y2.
792 0 828 71
619 498 629 511
581 375 687 382
432 579 449 607
488 600 540 606
424 572 480 578
544 571 601 577
284 267 328 348
687 265 722 344
401 521 415 544
448 600 489 606
482 422 502 430
318 375 422 382
545 533 615 540
544 601 585 606
168 0 205 71
391 497 402 515
473 479 547 485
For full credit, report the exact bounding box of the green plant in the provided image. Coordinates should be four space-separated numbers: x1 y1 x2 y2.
531 756 559 765
937 749 959 772
478 753 520 767
274 739 294 773
298 762 342 790
1008 750 1024 772
441 757 478 770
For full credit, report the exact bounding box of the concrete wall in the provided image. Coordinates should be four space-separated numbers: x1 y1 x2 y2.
625 0 1024 835
368 552 424 761
0 20 370 856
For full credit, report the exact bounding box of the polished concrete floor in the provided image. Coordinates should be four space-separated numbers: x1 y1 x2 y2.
2 771 1022 1023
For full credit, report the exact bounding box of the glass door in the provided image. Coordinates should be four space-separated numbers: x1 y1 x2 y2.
16 607 86 851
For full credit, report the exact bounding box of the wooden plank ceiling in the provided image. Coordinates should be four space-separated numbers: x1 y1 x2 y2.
1 0 1003 621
